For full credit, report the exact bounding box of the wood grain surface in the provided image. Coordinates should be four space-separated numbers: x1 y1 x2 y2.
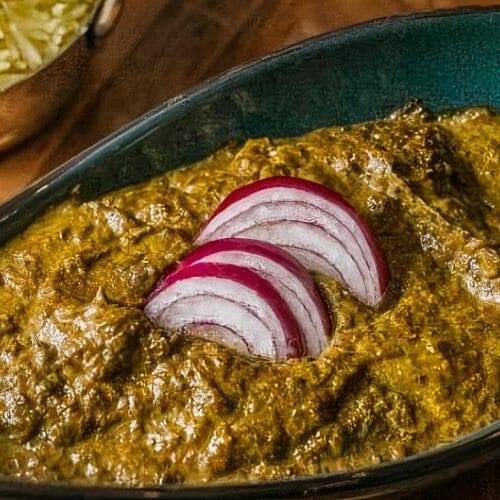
0 0 498 497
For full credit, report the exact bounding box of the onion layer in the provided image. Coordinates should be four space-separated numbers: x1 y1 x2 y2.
197 176 390 307
165 238 332 357
145 262 304 360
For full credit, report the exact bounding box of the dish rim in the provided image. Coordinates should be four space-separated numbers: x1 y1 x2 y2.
0 5 498 496
1 5 499 219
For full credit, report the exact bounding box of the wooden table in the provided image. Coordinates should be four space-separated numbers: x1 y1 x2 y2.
0 0 498 497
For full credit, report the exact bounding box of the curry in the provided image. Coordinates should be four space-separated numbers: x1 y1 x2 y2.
0 103 498 485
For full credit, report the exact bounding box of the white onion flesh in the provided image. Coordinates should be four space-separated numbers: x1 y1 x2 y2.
173 238 331 357
145 262 303 360
197 177 389 307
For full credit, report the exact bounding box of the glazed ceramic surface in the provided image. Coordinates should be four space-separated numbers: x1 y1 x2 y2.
0 7 498 498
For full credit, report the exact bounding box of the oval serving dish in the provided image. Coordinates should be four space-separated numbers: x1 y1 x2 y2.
0 7 498 499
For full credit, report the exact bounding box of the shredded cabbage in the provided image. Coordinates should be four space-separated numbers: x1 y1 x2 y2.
0 0 98 91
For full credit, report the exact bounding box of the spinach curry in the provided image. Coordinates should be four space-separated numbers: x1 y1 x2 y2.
0 103 498 486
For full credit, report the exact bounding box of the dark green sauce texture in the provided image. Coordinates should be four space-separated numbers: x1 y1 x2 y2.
0 104 498 486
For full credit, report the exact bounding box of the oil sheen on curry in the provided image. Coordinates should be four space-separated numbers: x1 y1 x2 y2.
0 104 498 486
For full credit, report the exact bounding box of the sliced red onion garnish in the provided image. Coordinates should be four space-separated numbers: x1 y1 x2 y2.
164 238 331 357
196 176 390 308
145 262 304 360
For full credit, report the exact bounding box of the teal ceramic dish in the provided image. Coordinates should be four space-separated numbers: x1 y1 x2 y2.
0 7 498 498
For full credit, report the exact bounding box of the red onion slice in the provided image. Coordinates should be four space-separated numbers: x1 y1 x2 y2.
145 262 304 360
196 176 390 308
165 238 331 357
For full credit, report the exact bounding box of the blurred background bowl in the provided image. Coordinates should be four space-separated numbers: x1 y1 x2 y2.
0 0 122 152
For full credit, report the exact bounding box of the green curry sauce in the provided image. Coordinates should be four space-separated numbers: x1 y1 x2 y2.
0 104 498 485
